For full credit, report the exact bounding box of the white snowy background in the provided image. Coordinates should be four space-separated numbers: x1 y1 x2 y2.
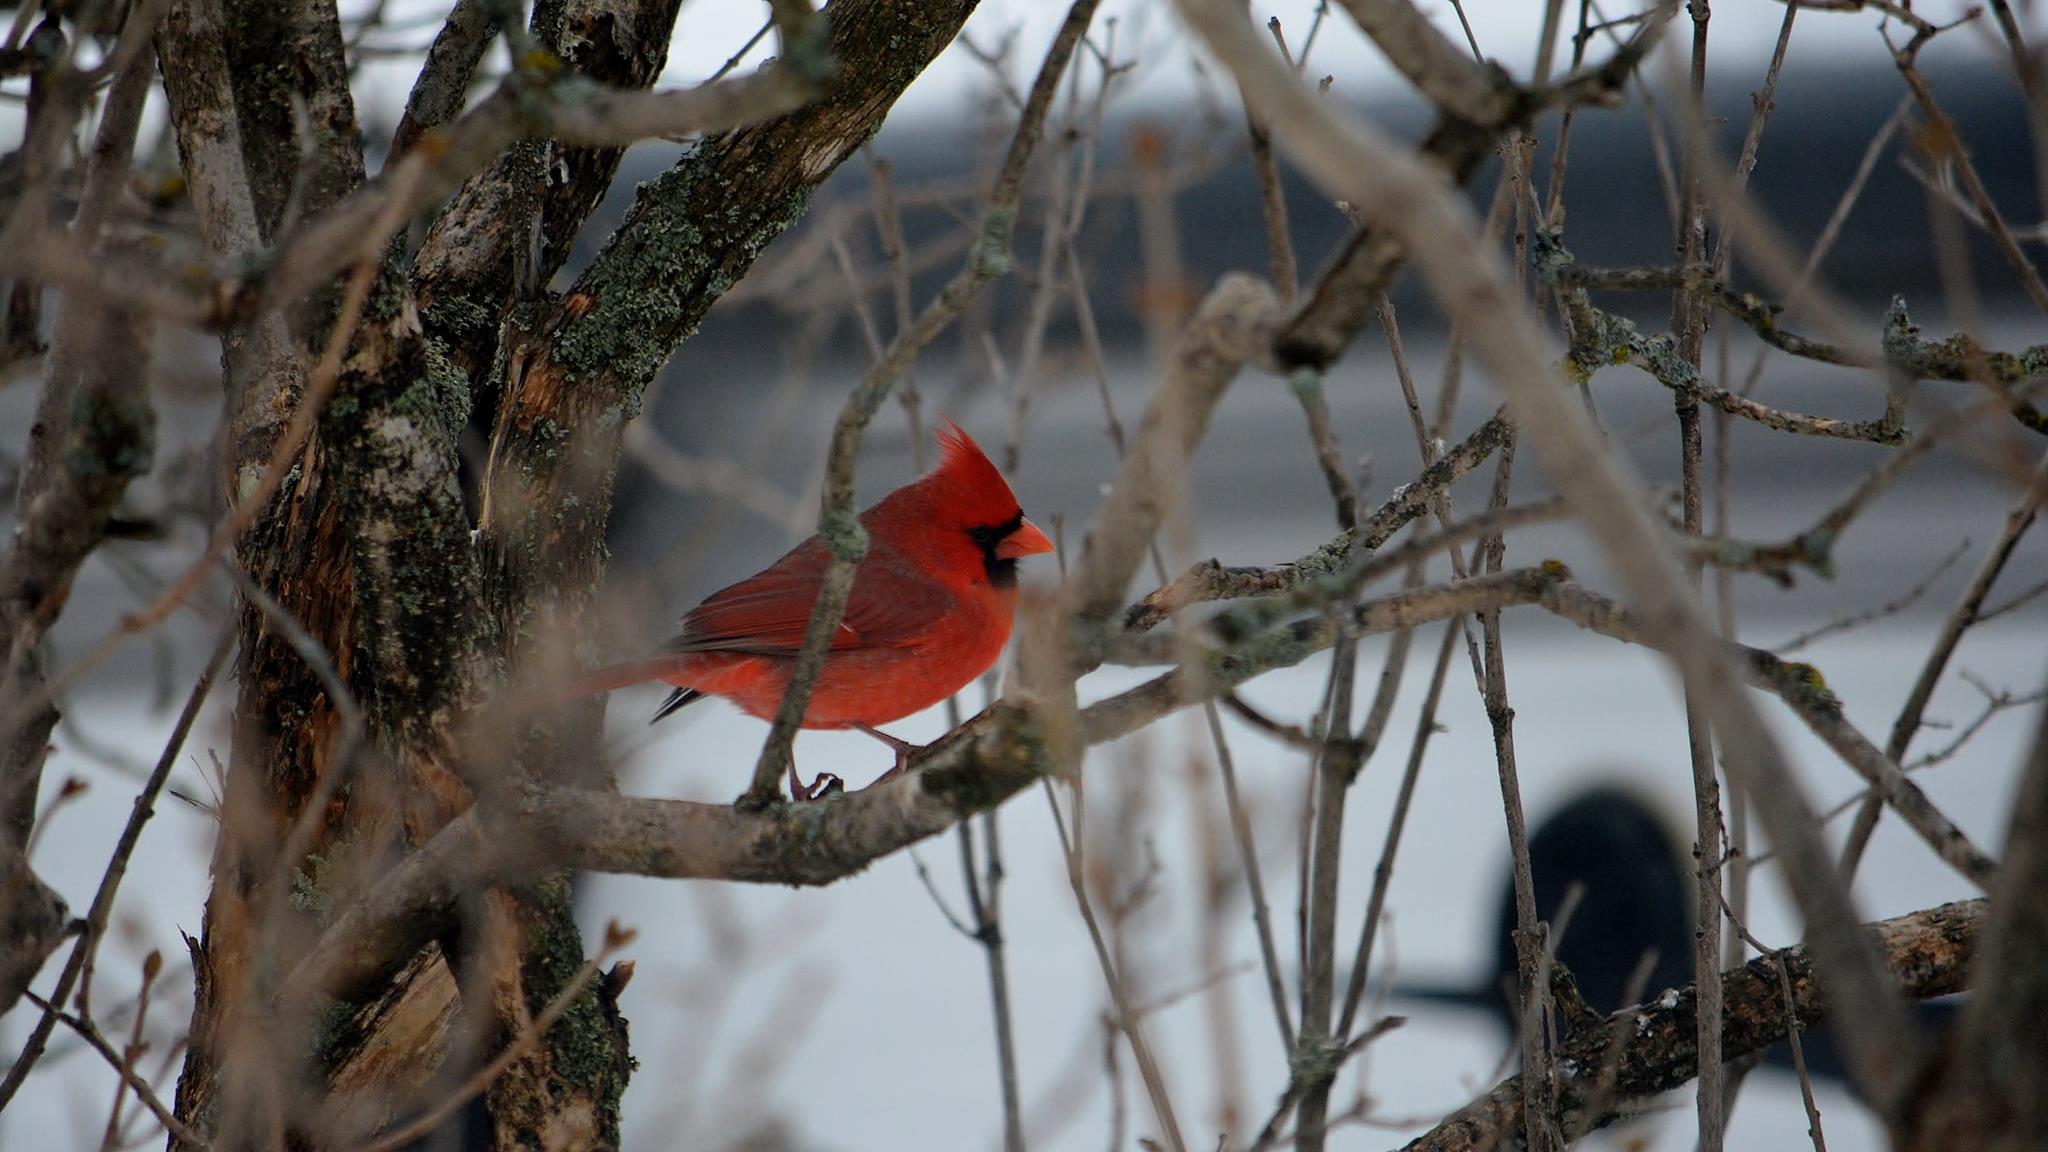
4 1 2044 1149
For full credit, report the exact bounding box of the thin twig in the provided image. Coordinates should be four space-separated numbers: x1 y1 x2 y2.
1773 537 1971 652
1889 20 2048 317
957 815 1027 1152
1293 635 1360 1152
99 949 163 1152
1842 446 2048 873
1667 2 1732 1138
24 990 205 1149
1977 574 2048 624
1044 783 1190 1152
1719 893 1829 1152
0 627 233 1108
1337 615 1462 1034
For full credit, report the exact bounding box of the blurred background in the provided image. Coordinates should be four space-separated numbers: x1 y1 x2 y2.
4 0 2045 1147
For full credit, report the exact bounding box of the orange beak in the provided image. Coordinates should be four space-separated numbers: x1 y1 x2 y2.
995 517 1055 560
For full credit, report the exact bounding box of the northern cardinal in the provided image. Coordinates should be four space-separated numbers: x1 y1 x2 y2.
577 421 1054 799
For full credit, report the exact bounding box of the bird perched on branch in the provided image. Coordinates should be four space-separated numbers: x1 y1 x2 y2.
574 421 1054 800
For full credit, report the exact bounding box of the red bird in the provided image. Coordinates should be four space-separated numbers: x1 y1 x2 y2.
577 421 1054 799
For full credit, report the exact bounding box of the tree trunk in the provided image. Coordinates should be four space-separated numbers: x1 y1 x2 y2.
159 0 981 1146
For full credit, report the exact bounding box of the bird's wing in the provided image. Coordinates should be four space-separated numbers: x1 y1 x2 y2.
670 538 949 656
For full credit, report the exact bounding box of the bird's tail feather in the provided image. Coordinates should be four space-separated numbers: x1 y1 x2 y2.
650 687 702 724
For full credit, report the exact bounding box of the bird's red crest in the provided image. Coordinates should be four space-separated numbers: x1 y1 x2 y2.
931 419 1022 517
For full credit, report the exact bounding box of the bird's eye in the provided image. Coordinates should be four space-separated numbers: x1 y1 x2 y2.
966 512 1022 551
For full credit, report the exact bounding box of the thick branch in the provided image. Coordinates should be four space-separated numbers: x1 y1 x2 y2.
1270 8 1657 371
410 0 688 384
253 63 820 325
1400 899 1984 1152
0 851 67 1017
285 567 1567 1004
389 0 504 159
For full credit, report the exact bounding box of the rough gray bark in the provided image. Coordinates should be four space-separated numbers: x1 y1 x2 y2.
150 0 985 1146
1403 900 1984 1152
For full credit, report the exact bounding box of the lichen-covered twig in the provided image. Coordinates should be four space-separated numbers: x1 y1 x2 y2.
1560 262 2048 438
1547 249 1906 444
1121 411 1511 635
1397 899 1984 1152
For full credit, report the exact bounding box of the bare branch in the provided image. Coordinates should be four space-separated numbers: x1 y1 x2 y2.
388 0 504 159
284 566 1571 1004
1175 0 1922 1111
1398 899 1983 1152
1330 0 1518 126
1122 412 1512 635
0 628 230 1105
1065 275 1281 643
1536 580 1998 891
24 991 206 1149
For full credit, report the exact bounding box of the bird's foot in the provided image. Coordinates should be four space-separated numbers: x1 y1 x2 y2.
788 761 843 802
854 724 927 783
